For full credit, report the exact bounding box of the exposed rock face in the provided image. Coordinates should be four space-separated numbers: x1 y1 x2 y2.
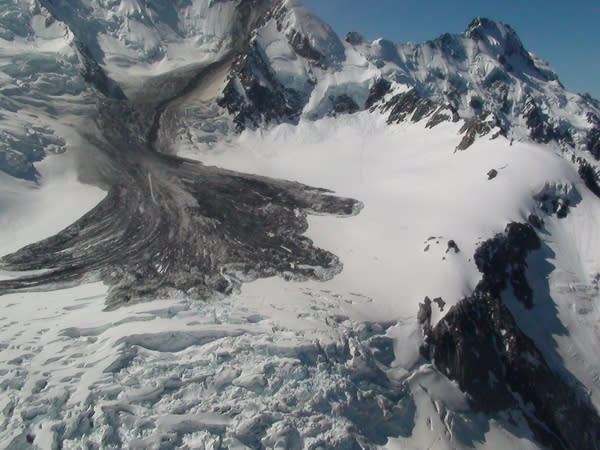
446 240 460 254
527 213 544 229
422 222 600 450
534 182 581 220
432 297 446 311
473 223 540 308
383 89 443 124
352 15 600 161
586 113 600 159
74 39 126 101
218 42 309 130
456 112 503 151
380 89 459 132
218 0 344 130
523 96 573 145
426 294 600 450
330 94 359 116
365 78 391 109
578 161 600 198
417 297 432 326
588 127 600 157
0 127 66 181
345 31 365 46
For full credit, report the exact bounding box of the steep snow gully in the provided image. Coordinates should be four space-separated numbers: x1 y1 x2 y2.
1 0 600 449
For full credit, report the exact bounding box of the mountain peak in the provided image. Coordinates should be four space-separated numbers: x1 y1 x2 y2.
461 16 561 85
269 0 345 65
466 16 507 33
464 16 523 52
465 16 516 37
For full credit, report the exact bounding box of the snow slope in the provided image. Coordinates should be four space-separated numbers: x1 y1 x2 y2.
0 275 538 449
1 1 600 448
202 113 575 320
200 110 600 402
0 151 105 259
0 0 94 179
3 108 599 448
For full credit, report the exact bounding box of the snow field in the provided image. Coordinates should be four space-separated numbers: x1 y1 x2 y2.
200 111 580 325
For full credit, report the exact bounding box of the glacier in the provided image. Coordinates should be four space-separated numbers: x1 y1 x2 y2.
1 0 600 448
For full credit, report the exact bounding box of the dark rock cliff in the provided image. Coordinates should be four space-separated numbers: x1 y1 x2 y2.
422 223 600 450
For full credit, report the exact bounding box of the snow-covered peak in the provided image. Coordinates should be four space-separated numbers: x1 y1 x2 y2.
355 16 564 110
464 17 559 83
336 16 599 158
216 0 355 130
3 1 599 172
36 0 245 83
270 0 345 66
465 16 522 47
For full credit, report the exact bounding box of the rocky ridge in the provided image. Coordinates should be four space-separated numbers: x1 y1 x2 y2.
421 223 600 449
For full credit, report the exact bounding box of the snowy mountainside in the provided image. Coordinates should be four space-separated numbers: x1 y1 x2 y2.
3 0 600 176
149 1 600 188
1 1 600 449
0 0 96 179
214 8 600 154
355 17 600 151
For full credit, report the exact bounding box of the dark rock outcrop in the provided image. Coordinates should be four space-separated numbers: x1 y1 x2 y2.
456 112 503 151
586 113 600 159
218 42 309 131
381 89 458 129
345 31 365 46
534 183 580 219
446 240 460 254
425 293 600 450
588 127 600 159
330 94 359 116
0 145 40 181
365 78 391 109
578 161 600 198
473 222 540 308
432 297 446 311
523 96 573 146
417 296 432 326
287 30 323 62
74 39 126 100
383 90 438 124
421 221 600 450
0 127 67 181
527 213 544 229
426 106 458 128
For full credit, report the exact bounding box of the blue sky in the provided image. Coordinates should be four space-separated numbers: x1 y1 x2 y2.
302 0 600 99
